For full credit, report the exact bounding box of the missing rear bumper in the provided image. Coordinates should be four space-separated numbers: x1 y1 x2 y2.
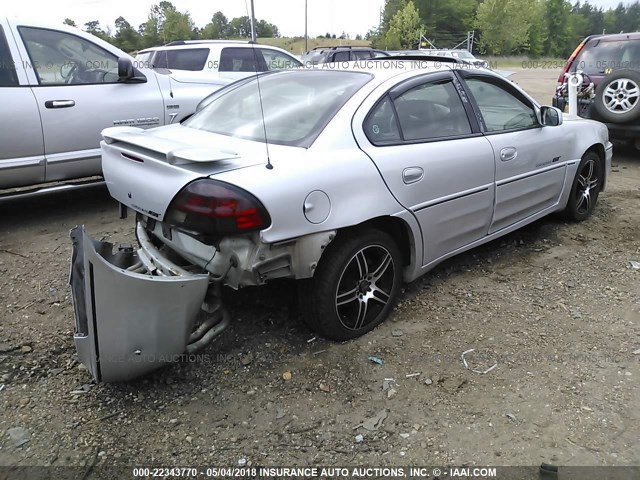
69 225 226 382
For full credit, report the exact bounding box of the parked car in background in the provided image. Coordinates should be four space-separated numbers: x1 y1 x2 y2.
424 49 489 68
137 40 302 82
0 17 229 198
553 32 640 149
301 45 389 65
72 61 611 381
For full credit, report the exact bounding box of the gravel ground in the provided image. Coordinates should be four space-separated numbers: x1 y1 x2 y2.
0 68 639 473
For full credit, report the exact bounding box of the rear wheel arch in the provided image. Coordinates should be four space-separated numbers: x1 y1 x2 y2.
336 216 415 268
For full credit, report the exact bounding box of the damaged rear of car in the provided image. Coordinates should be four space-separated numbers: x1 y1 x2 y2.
69 69 382 381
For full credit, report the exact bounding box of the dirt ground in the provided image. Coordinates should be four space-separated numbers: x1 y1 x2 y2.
0 68 639 473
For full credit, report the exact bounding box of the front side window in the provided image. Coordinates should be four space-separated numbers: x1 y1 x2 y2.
353 50 372 60
260 48 301 70
151 48 208 71
219 47 266 72
19 27 118 85
465 78 538 132
394 80 472 141
0 26 18 87
185 70 371 148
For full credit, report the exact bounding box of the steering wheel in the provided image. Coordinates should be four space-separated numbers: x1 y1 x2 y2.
61 62 78 84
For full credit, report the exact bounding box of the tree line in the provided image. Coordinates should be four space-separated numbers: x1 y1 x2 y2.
64 1 280 52
370 0 640 57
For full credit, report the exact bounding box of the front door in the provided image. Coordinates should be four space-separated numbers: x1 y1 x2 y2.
0 24 45 189
460 74 570 233
16 26 164 182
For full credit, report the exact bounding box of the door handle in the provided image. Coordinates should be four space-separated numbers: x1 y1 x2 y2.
402 167 424 184
44 100 76 109
500 147 517 162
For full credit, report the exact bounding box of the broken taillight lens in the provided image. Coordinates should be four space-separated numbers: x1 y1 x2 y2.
165 179 271 239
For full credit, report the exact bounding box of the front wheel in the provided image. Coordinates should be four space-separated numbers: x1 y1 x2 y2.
301 229 403 341
561 151 603 222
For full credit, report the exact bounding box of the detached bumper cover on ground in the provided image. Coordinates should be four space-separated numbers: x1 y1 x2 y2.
69 225 211 382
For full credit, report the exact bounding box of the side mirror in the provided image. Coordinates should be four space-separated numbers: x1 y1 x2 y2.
118 58 146 83
540 106 563 126
118 57 134 80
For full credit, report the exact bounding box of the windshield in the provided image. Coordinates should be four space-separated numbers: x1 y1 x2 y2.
184 70 372 148
573 38 640 75
456 51 475 60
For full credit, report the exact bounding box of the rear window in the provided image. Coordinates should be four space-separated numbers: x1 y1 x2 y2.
151 48 209 71
184 70 372 148
573 38 640 75
0 26 18 87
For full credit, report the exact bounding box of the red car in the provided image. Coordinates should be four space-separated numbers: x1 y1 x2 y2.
553 32 640 149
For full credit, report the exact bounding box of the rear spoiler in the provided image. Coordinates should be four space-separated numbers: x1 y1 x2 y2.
101 127 239 164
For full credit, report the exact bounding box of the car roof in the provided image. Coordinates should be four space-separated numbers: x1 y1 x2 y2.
583 32 640 42
139 42 292 54
302 59 492 82
307 45 377 54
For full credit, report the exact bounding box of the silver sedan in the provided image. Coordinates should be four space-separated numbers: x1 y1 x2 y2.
70 61 612 381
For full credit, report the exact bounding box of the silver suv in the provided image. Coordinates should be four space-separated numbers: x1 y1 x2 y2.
137 40 302 81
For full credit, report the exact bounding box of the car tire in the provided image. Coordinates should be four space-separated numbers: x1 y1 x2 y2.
300 229 402 341
593 69 640 123
561 151 603 222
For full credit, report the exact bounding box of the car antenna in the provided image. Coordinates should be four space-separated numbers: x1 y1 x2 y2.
247 11 273 169
161 25 174 98
251 52 273 170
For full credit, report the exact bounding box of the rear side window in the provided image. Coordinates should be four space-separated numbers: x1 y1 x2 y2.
332 51 350 62
219 47 267 72
0 26 19 87
151 48 209 71
395 80 472 141
574 39 640 75
364 96 401 143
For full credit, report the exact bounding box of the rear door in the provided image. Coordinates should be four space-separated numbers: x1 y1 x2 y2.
459 72 570 233
0 22 45 189
355 71 496 265
16 25 164 183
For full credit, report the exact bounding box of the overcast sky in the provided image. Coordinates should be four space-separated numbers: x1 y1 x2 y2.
8 0 635 38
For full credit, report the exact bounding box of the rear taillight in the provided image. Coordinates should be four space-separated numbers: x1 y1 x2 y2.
165 179 271 239
558 38 588 85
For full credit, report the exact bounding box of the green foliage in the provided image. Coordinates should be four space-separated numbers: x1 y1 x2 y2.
201 12 228 39
387 1 424 49
84 20 111 42
113 16 141 52
63 18 76 27
475 0 539 55
544 0 572 56
69 0 640 57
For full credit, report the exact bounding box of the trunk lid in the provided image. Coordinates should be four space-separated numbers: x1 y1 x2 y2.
101 124 267 221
